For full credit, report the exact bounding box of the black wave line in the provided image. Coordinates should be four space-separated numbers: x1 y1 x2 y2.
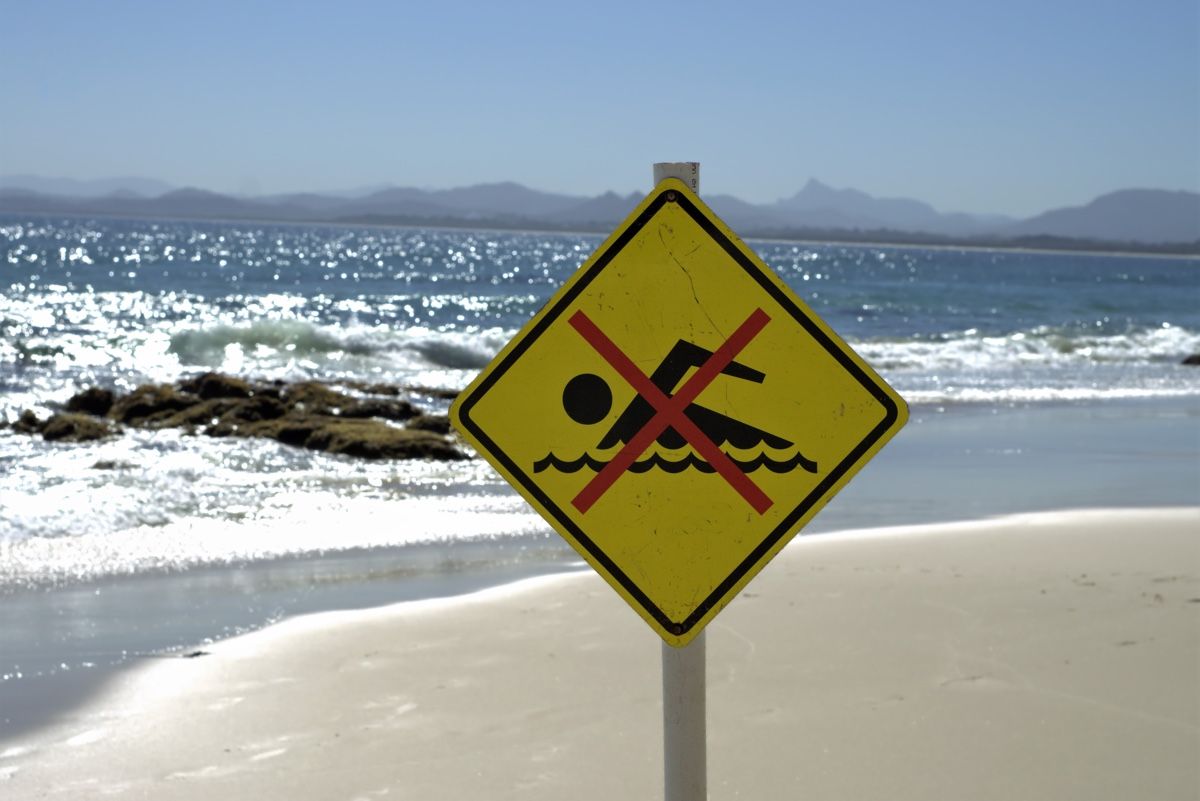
533 451 818 475
532 453 608 473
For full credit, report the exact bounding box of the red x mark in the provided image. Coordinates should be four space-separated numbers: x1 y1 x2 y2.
568 308 774 515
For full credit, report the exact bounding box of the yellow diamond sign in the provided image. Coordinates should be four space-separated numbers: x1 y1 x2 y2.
450 178 908 646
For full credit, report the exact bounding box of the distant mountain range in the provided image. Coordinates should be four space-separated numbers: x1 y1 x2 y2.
0 174 177 198
1 174 1196 252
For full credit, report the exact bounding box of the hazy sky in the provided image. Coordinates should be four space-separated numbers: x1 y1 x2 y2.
2 0 1197 216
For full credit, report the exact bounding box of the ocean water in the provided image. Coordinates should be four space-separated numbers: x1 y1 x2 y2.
3 213 1198 585
1 215 1198 732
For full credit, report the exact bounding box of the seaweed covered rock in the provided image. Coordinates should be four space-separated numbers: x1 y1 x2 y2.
209 414 322 444
303 419 465 460
40 413 118 443
15 371 463 460
7 410 118 442
109 384 198 425
227 394 288 423
178 372 255 400
66 387 115 416
13 373 466 461
336 397 419 422
406 413 452 435
11 410 43 434
280 381 356 414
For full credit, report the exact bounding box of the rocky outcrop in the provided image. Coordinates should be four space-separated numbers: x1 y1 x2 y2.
1183 354 1200 366
65 387 115 416
406 413 453 434
178 372 254 399
3 411 119 443
108 384 198 425
9 372 465 461
41 413 119 442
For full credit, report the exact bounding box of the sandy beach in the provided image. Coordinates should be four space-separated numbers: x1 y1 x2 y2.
1 507 1196 800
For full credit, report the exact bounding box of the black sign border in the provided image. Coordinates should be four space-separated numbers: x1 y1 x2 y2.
456 186 902 637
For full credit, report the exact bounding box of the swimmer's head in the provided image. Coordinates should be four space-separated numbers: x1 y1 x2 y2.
562 373 612 425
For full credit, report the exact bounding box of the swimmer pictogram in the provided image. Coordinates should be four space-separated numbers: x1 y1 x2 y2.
541 308 818 516
535 311 819 510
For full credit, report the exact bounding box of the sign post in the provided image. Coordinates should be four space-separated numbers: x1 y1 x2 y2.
653 161 707 801
662 615 706 801
450 160 907 797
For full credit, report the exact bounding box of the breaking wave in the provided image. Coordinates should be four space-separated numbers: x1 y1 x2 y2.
167 319 510 372
170 319 379 359
856 324 1200 371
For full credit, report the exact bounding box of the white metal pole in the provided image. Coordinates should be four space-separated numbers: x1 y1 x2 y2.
653 160 707 801
662 630 707 801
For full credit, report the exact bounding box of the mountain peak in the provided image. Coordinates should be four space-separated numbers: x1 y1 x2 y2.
772 179 958 232
787 178 836 200
786 178 875 207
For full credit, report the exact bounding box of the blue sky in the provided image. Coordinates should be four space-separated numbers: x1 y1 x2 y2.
2 0 1197 216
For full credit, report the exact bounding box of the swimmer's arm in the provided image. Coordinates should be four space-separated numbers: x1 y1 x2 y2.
653 340 765 387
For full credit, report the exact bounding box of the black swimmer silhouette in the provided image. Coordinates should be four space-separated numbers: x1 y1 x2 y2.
562 339 793 452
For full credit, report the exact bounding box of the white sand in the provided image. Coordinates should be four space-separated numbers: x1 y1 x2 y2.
2 508 1197 800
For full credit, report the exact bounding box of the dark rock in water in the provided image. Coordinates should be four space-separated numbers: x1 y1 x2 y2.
267 418 325 447
276 382 418 421
109 384 198 425
302 419 465 460
227 394 287 423
156 395 287 432
336 398 419 422
1183 354 1200 366
41 413 118 443
221 414 465 460
214 415 322 445
12 410 43 434
281 381 357 414
154 398 240 430
179 372 254 400
66 387 115 416
27 374 465 461
407 413 452 435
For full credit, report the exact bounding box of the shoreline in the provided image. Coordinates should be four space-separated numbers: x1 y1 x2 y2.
1 507 1196 799
0 544 585 739
2 395 1197 740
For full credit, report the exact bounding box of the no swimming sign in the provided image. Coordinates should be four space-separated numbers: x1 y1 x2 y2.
450 178 907 646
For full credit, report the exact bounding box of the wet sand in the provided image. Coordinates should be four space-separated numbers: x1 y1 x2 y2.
2 508 1196 800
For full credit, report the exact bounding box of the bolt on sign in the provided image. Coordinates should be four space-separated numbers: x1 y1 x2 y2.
450 178 908 646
